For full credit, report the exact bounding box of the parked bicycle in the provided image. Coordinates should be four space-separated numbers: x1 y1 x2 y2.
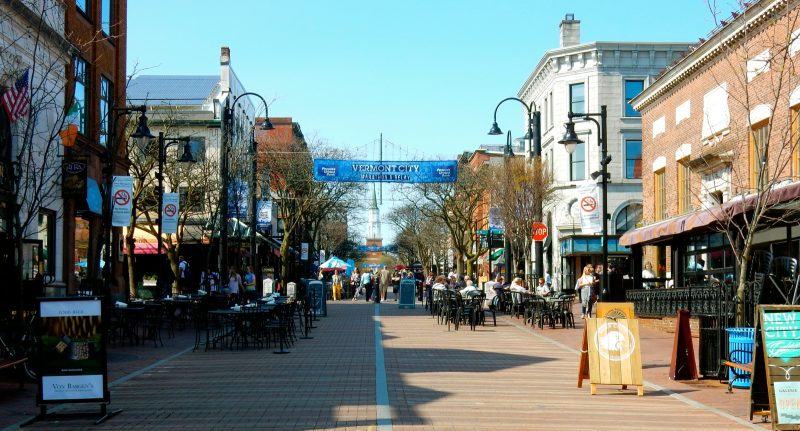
0 312 38 381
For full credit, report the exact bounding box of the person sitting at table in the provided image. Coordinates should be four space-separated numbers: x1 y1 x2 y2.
459 279 481 298
432 275 448 290
535 277 551 297
492 275 507 309
509 277 528 293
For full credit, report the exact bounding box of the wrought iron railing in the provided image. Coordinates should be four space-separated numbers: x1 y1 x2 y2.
625 285 736 318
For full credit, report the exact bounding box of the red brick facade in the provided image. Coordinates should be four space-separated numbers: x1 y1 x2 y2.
636 1 800 226
63 0 128 293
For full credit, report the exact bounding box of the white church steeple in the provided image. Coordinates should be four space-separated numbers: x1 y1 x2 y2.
366 186 381 241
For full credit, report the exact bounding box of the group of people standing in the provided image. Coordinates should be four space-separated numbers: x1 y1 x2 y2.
340 267 416 302
220 265 257 301
576 263 604 318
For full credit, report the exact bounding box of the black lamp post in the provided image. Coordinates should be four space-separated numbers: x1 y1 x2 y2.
220 93 273 291
488 97 543 281
154 132 196 295
502 131 514 283
104 105 153 300
558 105 609 301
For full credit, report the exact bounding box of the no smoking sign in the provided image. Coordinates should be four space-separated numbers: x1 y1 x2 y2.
164 203 177 217
114 189 130 206
581 196 597 212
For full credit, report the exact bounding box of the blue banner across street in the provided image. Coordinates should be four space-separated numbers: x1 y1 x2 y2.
313 159 457 183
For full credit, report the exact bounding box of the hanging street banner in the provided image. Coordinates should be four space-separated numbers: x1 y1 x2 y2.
577 181 601 234
313 159 458 183
488 207 504 231
228 179 249 218
162 193 180 234
256 199 272 233
111 176 133 227
357 244 398 252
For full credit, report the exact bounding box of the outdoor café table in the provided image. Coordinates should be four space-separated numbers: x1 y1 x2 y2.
112 305 146 345
208 305 276 350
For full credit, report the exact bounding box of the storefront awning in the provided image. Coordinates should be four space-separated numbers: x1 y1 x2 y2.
620 180 800 247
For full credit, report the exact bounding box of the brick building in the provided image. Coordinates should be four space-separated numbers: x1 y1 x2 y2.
623 0 800 290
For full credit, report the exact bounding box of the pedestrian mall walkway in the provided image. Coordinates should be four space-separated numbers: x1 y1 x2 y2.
1 300 768 430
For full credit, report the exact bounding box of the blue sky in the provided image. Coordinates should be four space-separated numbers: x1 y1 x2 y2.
127 0 735 241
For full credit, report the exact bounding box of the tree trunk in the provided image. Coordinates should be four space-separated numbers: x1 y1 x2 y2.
735 238 753 327
126 235 137 299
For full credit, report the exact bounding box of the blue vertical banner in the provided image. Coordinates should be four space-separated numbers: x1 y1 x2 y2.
256 199 272 233
228 180 249 218
313 159 458 183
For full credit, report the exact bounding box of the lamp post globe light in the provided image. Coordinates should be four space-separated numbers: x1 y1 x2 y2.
153 132 196 296
488 97 543 283
104 105 154 300
220 93 273 292
558 105 609 301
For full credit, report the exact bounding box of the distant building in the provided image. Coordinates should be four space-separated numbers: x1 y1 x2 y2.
126 47 262 275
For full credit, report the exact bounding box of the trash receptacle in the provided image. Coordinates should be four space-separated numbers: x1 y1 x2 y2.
726 327 755 389
398 279 416 309
308 280 327 317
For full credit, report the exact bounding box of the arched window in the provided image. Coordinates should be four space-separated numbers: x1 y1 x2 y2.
615 203 643 234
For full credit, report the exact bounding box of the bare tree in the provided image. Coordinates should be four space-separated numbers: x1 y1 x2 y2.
489 157 557 281
408 162 490 277
124 103 222 297
261 132 363 282
1 1 75 310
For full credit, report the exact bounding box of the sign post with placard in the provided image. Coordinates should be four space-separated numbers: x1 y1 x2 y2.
25 297 121 426
758 305 800 429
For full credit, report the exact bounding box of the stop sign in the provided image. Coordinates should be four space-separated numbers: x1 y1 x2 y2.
532 223 548 241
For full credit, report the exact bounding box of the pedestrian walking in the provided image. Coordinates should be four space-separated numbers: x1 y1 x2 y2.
332 270 342 301
577 264 596 318
379 266 390 301
227 266 243 301
361 270 373 302
178 255 191 294
243 265 256 301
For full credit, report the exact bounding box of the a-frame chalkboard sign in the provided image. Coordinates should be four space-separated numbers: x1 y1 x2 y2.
757 305 800 429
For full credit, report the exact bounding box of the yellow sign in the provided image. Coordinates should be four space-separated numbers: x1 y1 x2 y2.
586 317 644 396
596 302 635 319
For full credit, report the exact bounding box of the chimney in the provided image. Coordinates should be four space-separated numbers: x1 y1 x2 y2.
560 14 580 48
220 46 230 65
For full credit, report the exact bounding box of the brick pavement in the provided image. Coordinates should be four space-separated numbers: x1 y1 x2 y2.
0 299 771 430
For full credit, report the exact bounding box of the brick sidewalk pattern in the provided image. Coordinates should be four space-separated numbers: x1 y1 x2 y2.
0 299 769 430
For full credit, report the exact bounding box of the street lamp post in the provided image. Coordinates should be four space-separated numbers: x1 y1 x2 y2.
488 97 543 281
558 105 609 301
502 131 514 283
105 105 153 300
155 132 196 296
220 93 273 291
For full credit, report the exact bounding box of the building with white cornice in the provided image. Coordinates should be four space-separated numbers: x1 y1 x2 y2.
516 14 693 293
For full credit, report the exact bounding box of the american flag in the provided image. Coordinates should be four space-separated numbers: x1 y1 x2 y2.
1 69 30 123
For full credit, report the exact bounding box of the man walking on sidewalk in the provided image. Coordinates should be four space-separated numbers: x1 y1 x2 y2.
379 266 391 301
361 270 373 303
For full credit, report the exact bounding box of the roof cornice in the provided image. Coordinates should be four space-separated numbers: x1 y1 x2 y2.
632 0 791 110
518 41 693 100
